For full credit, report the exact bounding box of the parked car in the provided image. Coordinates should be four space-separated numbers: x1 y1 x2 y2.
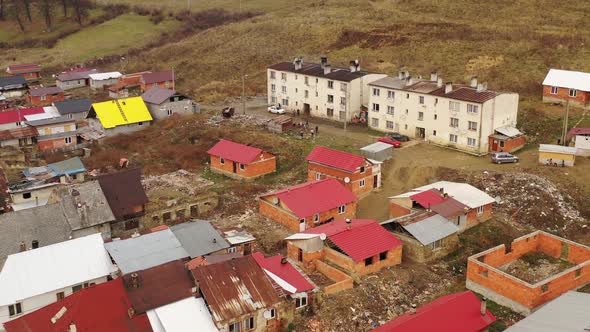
386 132 409 142
491 152 519 164
268 105 285 114
378 136 401 148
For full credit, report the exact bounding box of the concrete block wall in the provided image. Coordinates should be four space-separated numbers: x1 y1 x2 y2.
314 260 354 295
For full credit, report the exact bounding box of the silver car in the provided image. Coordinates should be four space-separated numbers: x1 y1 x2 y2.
491 152 519 164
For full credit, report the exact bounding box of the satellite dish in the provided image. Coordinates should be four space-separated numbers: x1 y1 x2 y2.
263 310 272 319
271 197 279 205
344 177 350 184
319 233 327 241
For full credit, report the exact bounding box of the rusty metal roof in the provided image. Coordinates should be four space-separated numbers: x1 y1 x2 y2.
190 255 280 323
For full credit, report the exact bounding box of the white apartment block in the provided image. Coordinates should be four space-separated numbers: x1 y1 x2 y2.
367 71 519 154
267 57 386 122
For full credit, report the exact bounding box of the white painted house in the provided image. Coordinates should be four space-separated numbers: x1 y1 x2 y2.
0 233 117 330
88 72 122 90
267 57 386 122
568 127 590 156
367 71 519 154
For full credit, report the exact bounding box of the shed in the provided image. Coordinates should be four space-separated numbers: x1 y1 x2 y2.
360 142 393 161
538 144 577 167
266 115 293 134
488 126 526 153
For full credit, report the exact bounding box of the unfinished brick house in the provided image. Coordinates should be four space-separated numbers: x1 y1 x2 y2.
285 219 402 278
207 139 277 180
466 231 590 315
306 146 380 197
389 181 495 231
26 86 64 106
258 178 357 232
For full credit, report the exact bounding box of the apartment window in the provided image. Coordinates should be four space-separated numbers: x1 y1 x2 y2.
467 104 479 114
305 90 309 98
282 99 289 106
244 316 255 330
228 247 237 253
550 86 558 94
327 108 334 117
371 118 379 127
304 76 309 85
433 130 437 136
271 84 276 92
328 80 334 89
449 101 460 112
316 78 318 83
315 91 318 97
229 322 241 332
387 106 394 115
386 121 394 129
340 97 346 105
313 213 320 223
434 114 438 120
15 121 22 126
364 257 373 266
167 109 173 116
268 308 276 319
56 292 65 300
65 137 72 144
295 294 308 308
340 83 347 91
468 121 478 131
338 205 346 214
569 89 577 97
295 75 298 80
270 71 275 79
372 88 380 96
387 90 395 99
41 95 47 101
379 251 387 261
360 179 365 188
23 192 31 199
315 173 321 180
430 239 442 250
327 95 334 103
477 206 484 215
220 158 225 165
360 166 365 173
239 163 245 170
450 118 459 128
419 96 425 104
449 134 458 143
271 96 277 103
405 124 408 130
8 303 22 317
406 93 409 99
281 73 287 80
468 138 477 147
372 103 380 112
281 86 287 93
405 109 408 115
418 112 424 121
434 98 438 105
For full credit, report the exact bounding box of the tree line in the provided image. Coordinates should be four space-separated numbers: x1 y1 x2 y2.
0 0 93 31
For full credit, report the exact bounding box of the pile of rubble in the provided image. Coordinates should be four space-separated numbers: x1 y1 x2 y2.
206 114 270 127
142 169 213 195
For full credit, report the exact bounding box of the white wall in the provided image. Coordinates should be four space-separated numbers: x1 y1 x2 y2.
574 135 590 156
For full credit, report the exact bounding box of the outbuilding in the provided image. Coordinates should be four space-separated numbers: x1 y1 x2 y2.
488 126 526 153
207 139 277 180
88 72 122 90
360 142 392 161
6 63 41 81
27 86 64 106
538 144 577 166
567 127 590 156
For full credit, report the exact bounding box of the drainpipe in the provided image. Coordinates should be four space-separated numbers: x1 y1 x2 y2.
478 100 486 154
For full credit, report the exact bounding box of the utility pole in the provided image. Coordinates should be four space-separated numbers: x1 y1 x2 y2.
242 74 247 115
562 99 570 145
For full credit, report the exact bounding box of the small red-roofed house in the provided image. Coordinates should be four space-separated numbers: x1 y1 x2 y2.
6 64 41 81
207 139 277 179
371 291 495 332
27 86 64 106
258 178 358 232
285 219 402 276
306 146 379 197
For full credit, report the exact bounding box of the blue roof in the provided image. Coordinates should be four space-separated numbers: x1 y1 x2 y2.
48 157 86 176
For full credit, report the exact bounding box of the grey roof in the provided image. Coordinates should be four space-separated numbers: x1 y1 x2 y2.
368 76 407 89
505 291 590 332
402 214 459 245
53 99 92 115
170 220 230 258
26 115 74 127
0 75 26 89
37 130 78 141
54 181 115 231
0 204 73 269
56 69 98 82
141 86 176 105
104 228 189 274
495 126 522 138
29 86 63 97
360 142 393 153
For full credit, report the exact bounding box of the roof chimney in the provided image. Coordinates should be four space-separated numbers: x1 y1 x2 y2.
281 257 288 264
346 218 352 230
69 323 77 332
323 64 332 75
405 76 414 86
477 82 488 92
19 241 26 252
293 57 303 70
320 57 328 68
437 77 443 88
32 240 39 249
128 308 135 319
130 273 140 289
445 82 453 94
349 60 360 73
430 72 438 82
480 297 487 316
470 76 478 88
410 303 417 314
398 66 407 79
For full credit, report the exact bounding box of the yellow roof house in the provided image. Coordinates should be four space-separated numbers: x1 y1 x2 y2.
91 97 152 129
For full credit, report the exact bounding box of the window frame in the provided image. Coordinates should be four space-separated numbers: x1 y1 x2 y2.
550 86 558 94
450 117 459 128
313 213 320 223
372 103 380 112
244 316 255 330
372 88 380 96
338 205 346 214
449 134 458 143
328 80 334 89
239 163 245 171
295 294 308 309
8 302 22 317
359 179 365 188
468 138 477 147
229 321 241 332
379 251 388 261
220 158 225 165
327 95 334 103
477 206 485 215
468 121 478 131
364 257 373 266
569 89 577 97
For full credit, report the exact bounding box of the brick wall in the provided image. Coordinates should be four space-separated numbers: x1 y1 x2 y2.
314 260 354 295
488 135 527 153
37 135 76 152
27 93 64 106
307 162 376 197
542 85 590 106
465 203 493 229
287 242 324 272
324 246 402 277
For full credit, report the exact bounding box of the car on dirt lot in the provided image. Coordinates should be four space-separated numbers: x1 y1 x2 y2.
378 136 402 148
491 152 519 164
385 132 409 142
268 105 285 114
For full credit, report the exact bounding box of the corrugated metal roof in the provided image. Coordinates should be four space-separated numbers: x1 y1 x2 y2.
0 126 38 141
48 156 86 175
53 98 92 115
29 86 63 96
190 255 280 323
6 63 40 74
0 107 44 125
56 68 98 81
26 115 74 127
105 229 189 274
568 127 590 136
539 144 577 155
360 142 393 153
91 97 153 129
402 214 459 245
495 126 522 138
430 197 469 218
0 233 117 306
142 86 176 105
147 297 219 332
141 70 174 84
170 220 230 258
0 75 26 88
542 69 590 92
391 181 495 209
207 139 264 164
504 291 590 332
97 168 149 220
252 252 315 294
410 189 446 208
268 62 371 82
88 71 122 81
368 76 407 89
306 146 367 173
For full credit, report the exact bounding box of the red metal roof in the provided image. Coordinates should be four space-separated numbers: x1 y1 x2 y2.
0 126 38 141
268 178 357 218
252 252 314 294
410 189 446 208
207 139 265 164
6 63 40 74
371 291 496 332
430 197 469 218
306 146 366 173
141 70 174 84
568 127 590 136
303 219 402 262
0 108 44 125
3 278 152 332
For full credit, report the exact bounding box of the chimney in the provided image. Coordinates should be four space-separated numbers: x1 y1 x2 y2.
410 304 417 314
405 76 414 86
35 196 39 206
294 57 303 70
281 257 288 264
128 308 135 319
320 57 328 68
349 59 360 73
437 77 443 87
130 273 140 289
213 238 217 243
346 218 352 229
480 297 487 316
398 66 407 79
69 323 77 332
477 82 488 92
323 64 332 75
470 76 478 88
445 82 453 94
430 72 438 82
32 240 39 249
19 241 26 252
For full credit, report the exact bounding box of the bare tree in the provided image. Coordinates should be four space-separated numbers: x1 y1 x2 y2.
39 0 54 31
61 0 67 17
22 0 31 22
0 0 5 21
72 0 89 25
10 1 24 32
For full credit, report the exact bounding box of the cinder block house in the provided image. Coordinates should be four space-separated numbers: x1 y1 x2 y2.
258 178 358 232
542 69 590 108
141 86 199 120
26 86 64 106
207 139 276 180
6 64 41 81
285 219 403 277
140 70 175 92
306 146 380 197
389 181 495 231
466 231 590 315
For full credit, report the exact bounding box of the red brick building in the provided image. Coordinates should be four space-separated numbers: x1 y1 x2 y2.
208 139 277 179
27 116 76 152
466 231 590 315
488 126 526 153
6 63 41 81
27 86 64 106
140 70 175 92
542 69 590 108
306 146 379 197
259 178 357 232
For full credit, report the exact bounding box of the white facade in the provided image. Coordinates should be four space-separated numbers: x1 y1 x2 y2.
267 59 386 122
573 134 590 156
367 75 519 154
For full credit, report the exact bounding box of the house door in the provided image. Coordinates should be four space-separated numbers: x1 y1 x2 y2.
232 162 237 173
303 103 310 116
299 219 306 232
416 127 425 139
298 248 303 262
373 175 378 188
491 139 499 151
